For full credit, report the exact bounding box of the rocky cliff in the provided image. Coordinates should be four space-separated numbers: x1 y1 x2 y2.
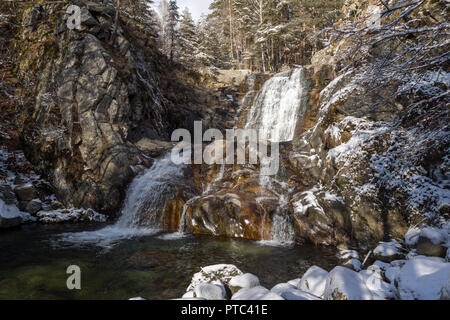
2 0 240 216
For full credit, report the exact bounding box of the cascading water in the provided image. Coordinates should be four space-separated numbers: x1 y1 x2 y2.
57 152 186 247
117 153 185 229
245 68 307 246
245 68 306 142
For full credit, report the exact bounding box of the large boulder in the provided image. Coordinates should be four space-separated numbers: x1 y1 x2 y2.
14 184 37 202
229 273 260 294
323 266 373 300
373 241 405 263
194 283 226 300
395 256 450 300
416 228 448 258
24 199 42 214
231 286 270 300
298 266 329 297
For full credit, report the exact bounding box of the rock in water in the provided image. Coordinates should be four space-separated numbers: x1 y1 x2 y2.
298 266 329 297
324 266 373 300
187 264 243 292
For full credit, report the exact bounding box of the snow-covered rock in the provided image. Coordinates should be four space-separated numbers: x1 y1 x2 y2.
416 228 448 257
342 258 362 271
405 228 421 246
231 286 269 300
182 291 195 298
384 266 401 284
260 292 285 300
446 248 450 262
0 198 33 228
229 273 260 291
13 183 36 202
129 297 146 300
359 269 394 300
287 278 301 288
396 256 450 300
324 266 373 300
370 260 390 273
298 266 329 297
271 283 321 300
36 208 107 223
373 240 404 262
187 264 243 291
338 249 359 260
194 282 226 300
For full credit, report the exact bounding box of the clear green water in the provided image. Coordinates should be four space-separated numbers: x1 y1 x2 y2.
0 223 338 300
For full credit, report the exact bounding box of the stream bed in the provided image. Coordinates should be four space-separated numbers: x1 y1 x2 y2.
0 223 338 300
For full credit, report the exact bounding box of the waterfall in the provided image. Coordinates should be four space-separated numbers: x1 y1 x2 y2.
117 153 185 229
57 152 187 247
257 175 296 246
245 68 306 142
245 68 306 246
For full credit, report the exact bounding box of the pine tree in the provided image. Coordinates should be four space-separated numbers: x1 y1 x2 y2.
178 8 199 65
167 0 180 62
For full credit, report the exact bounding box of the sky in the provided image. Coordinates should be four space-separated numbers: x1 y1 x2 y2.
155 0 213 21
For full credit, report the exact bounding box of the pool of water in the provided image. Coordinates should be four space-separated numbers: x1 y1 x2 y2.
0 223 338 300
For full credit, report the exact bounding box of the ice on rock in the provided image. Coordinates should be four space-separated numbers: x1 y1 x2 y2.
395 256 450 300
232 286 270 300
187 264 243 291
194 283 226 300
229 273 260 290
271 283 321 300
324 266 373 300
298 266 329 297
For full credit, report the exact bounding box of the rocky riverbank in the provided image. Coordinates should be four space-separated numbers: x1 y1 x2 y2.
135 224 447 300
